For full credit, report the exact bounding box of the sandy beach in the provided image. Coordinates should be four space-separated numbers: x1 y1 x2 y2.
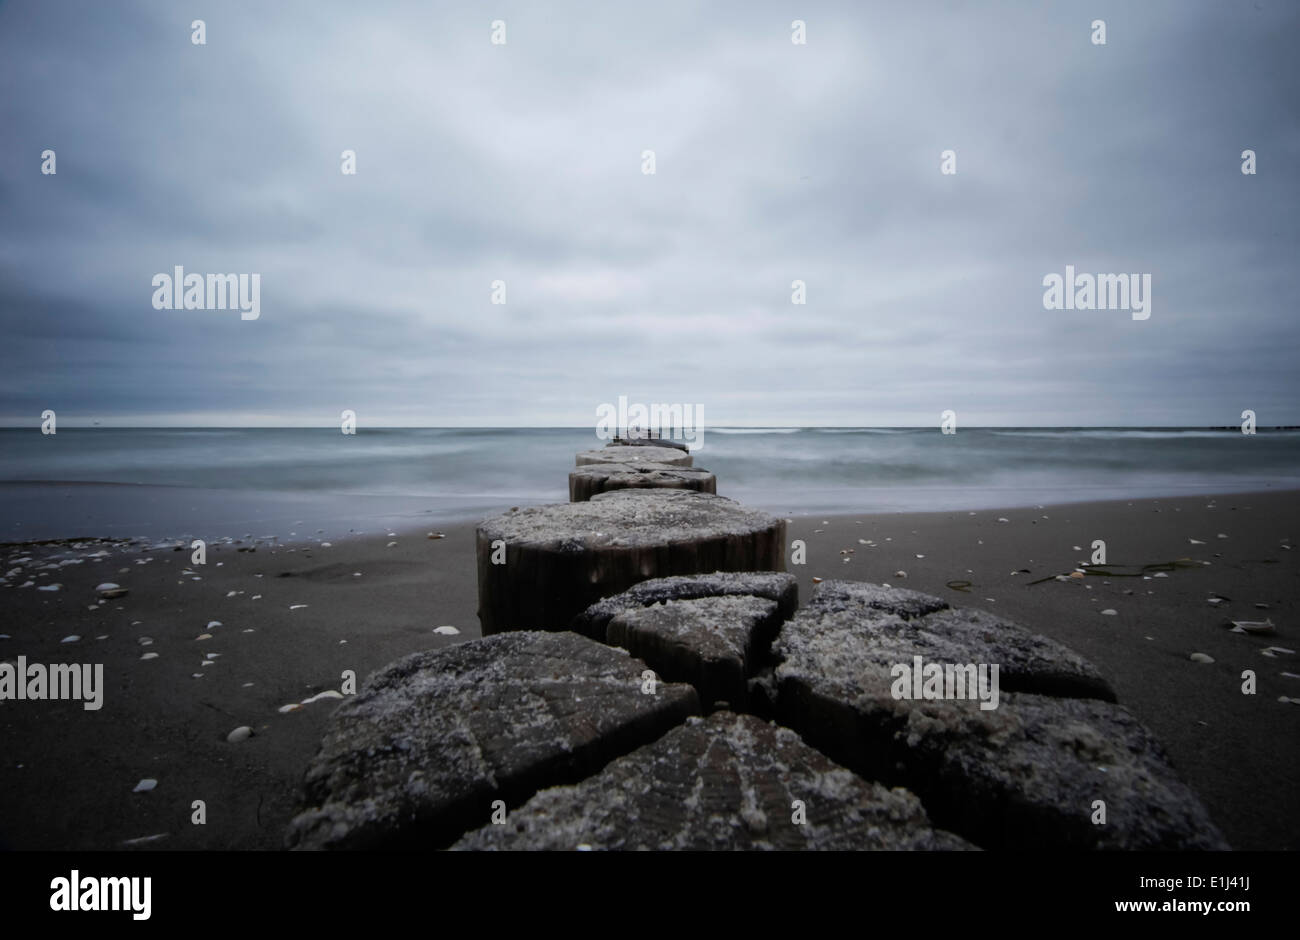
1 489 1296 851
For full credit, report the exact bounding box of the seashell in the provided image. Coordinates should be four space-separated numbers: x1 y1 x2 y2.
1189 652 1215 664
1231 619 1275 635
301 690 344 705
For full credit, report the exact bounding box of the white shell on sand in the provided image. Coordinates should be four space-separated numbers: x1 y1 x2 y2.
302 690 344 705
893 570 907 578
120 833 168 846
95 582 120 592
1189 653 1215 664
433 625 460 635
37 584 61 592
207 621 222 629
289 604 307 610
61 635 79 643
321 542 332 548
226 726 252 743
196 633 212 640
1231 619 1275 635
140 652 158 660
132 778 157 793
386 541 398 548
1100 609 1117 616
278 703 302 713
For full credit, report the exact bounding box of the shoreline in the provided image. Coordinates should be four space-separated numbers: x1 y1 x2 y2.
6 477 1300 546
1 489 1296 850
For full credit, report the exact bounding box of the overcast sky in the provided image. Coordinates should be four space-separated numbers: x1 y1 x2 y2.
1 0 1297 427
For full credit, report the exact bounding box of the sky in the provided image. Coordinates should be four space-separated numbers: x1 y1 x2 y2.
1 0 1297 427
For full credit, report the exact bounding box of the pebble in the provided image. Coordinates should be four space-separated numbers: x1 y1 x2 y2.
321 542 332 548
36 584 61 592
132 778 157 793
893 570 907 578
226 726 253 744
1189 653 1215 664
433 625 460 635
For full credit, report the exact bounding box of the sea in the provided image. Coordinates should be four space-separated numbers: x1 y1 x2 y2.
2 427 1298 542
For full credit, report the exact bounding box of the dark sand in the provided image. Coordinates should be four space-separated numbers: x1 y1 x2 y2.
1 491 1296 850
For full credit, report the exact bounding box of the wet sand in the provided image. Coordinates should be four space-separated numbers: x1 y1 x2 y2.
1 490 1296 850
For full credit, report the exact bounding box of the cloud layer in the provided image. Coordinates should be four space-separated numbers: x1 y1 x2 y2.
2 0 1297 426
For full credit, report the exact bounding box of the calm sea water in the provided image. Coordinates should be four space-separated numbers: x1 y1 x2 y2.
2 427 1298 541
